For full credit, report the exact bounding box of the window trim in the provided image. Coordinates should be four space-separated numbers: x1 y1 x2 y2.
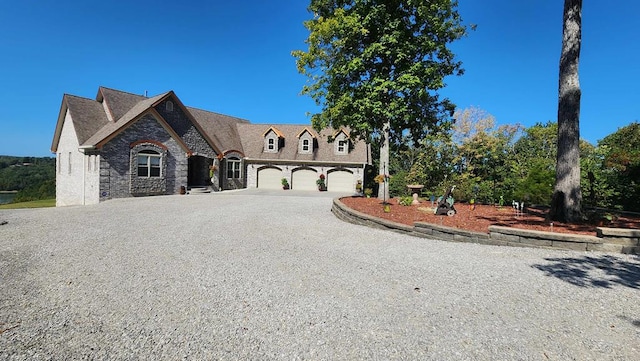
226 157 241 179
137 150 162 178
337 140 347 154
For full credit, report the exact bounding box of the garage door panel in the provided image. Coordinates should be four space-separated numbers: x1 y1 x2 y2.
327 171 353 192
258 168 282 189
292 169 317 191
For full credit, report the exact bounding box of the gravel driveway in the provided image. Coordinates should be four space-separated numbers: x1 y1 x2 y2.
1 191 639 360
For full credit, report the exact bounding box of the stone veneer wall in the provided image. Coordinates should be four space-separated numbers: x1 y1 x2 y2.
99 114 187 201
154 99 216 158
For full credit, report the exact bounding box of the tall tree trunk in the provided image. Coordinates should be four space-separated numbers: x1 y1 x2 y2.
550 0 582 223
377 121 390 201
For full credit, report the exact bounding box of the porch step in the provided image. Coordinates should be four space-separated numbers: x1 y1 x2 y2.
189 186 211 194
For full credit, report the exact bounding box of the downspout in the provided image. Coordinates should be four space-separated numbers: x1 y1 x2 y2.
79 149 86 205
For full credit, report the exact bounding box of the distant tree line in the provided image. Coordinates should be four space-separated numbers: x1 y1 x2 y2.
0 156 55 202
382 108 640 212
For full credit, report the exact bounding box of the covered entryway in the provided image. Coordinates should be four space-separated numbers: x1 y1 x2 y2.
291 168 318 191
188 155 212 187
327 170 354 192
257 167 282 189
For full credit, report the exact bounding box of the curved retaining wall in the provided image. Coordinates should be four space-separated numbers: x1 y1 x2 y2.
332 198 639 254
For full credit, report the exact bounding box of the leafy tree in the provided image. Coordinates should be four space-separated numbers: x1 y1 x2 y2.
580 141 617 209
597 122 640 210
293 0 469 200
550 0 583 222
448 107 521 203
0 156 55 202
510 122 557 205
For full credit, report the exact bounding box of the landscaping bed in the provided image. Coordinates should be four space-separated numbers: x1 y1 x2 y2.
340 196 640 236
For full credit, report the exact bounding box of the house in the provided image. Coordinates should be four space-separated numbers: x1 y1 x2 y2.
51 87 371 206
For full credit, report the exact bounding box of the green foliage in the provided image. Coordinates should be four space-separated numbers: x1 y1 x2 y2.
0 198 55 209
512 160 555 204
398 196 413 206
595 122 640 211
0 156 55 202
388 169 408 197
293 0 469 159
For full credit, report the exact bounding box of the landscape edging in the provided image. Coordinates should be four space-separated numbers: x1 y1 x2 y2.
332 197 639 254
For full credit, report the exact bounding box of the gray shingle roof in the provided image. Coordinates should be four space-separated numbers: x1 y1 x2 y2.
236 123 369 164
97 87 147 121
187 107 248 155
52 87 370 166
82 92 169 147
65 95 110 145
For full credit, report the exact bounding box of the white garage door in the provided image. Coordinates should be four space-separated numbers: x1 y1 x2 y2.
292 169 318 191
257 168 282 189
327 171 353 192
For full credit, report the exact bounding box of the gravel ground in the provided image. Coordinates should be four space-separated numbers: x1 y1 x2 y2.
1 190 639 360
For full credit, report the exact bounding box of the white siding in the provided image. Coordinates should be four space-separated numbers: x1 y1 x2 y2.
83 154 100 205
56 110 84 206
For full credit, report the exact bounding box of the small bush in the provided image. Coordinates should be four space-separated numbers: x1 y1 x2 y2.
398 196 413 206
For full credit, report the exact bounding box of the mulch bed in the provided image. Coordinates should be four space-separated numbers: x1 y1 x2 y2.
340 197 640 236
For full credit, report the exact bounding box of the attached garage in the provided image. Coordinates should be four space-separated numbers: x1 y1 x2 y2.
291 168 318 191
257 167 282 189
327 170 353 192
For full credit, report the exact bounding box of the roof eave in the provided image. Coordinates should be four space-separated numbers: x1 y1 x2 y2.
51 95 70 153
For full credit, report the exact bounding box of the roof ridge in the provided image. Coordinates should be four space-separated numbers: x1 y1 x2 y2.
64 93 98 102
98 86 150 98
185 106 251 123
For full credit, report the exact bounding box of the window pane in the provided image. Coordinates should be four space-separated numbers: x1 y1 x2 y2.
138 165 148 177
150 166 160 177
150 157 160 166
138 155 149 166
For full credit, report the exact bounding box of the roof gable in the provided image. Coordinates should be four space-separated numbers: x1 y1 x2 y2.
97 87 147 122
51 94 110 152
262 126 285 138
296 127 317 138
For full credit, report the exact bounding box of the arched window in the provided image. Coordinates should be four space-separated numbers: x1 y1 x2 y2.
137 150 162 177
226 157 241 179
166 100 174 112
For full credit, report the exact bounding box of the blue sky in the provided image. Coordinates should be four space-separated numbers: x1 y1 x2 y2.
0 0 638 157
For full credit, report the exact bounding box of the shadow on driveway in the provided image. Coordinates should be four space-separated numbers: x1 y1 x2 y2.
532 254 640 289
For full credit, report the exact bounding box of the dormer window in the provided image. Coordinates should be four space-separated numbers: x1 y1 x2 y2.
333 128 350 155
166 101 174 112
297 127 316 154
263 126 284 153
337 140 347 153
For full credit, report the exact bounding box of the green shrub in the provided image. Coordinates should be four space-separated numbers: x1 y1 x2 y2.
398 196 413 206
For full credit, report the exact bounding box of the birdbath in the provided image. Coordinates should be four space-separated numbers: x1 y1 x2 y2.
406 184 424 205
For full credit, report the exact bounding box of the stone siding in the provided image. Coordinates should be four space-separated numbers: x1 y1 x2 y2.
154 99 217 158
99 114 187 201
